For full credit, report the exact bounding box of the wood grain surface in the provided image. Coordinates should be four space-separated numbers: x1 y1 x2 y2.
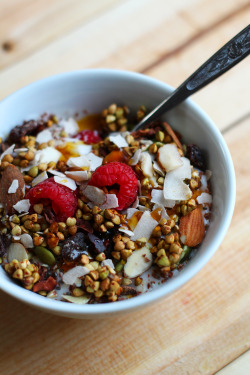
0 0 249 374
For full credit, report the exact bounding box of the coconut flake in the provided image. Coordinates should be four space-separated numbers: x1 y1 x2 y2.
62 266 90 285
35 147 62 164
54 176 77 191
130 149 142 166
197 192 212 204
99 194 118 209
157 144 183 172
0 144 15 160
60 118 79 135
152 204 170 220
13 199 31 213
163 157 192 201
109 134 128 148
32 171 48 186
36 129 53 144
101 259 115 269
47 169 66 178
140 140 153 147
77 144 92 155
132 196 139 208
137 205 150 212
20 233 34 248
14 148 29 153
140 152 158 187
153 161 165 176
65 170 89 182
67 155 90 169
8 179 19 194
200 174 208 191
85 153 103 171
81 185 106 205
151 189 175 208
119 227 134 237
126 208 139 219
130 211 158 241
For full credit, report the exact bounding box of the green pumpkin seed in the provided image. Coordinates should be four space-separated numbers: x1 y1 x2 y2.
179 245 192 263
34 246 56 266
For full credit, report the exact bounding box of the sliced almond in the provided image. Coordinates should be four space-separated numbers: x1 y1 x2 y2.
62 295 90 304
0 164 25 214
124 246 153 278
65 170 89 182
20 233 34 248
99 194 118 209
162 122 183 151
81 185 106 205
179 208 205 247
157 144 183 173
7 242 28 262
62 266 90 285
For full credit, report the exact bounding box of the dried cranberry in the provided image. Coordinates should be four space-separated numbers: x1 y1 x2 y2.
186 144 206 171
8 119 47 143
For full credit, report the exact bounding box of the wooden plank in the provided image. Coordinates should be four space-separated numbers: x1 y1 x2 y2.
0 0 248 112
216 351 250 375
145 7 250 131
0 0 123 69
0 116 249 374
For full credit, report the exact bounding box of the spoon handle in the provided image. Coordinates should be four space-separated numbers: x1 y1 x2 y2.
133 24 250 131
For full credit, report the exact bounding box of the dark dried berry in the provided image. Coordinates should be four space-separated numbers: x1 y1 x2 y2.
61 232 89 262
8 119 47 143
0 142 10 154
0 233 11 257
76 219 93 233
88 233 107 255
186 144 206 171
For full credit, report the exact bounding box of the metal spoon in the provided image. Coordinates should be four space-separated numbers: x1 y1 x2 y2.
133 24 250 132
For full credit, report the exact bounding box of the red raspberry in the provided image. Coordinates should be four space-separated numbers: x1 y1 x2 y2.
26 177 78 221
89 162 138 210
74 130 102 144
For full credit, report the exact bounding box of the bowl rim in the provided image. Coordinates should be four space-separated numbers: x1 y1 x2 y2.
0 69 236 316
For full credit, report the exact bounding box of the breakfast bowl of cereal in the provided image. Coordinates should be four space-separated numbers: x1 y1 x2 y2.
0 70 235 318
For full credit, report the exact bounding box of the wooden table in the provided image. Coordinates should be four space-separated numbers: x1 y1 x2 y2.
0 1 249 374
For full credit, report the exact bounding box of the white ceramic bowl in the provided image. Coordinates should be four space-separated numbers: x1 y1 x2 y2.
0 70 235 318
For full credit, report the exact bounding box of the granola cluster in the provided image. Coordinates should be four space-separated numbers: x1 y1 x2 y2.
0 104 212 304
